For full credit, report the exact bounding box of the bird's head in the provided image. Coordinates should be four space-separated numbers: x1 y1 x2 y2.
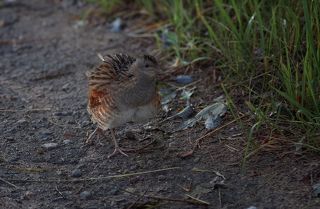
133 54 159 78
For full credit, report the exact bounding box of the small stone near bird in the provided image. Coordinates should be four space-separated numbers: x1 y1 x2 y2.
312 183 320 197
110 17 123 32
71 168 82 178
41 143 58 150
175 75 193 84
80 191 91 200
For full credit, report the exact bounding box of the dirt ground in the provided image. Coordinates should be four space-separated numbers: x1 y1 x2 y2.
1 1 320 209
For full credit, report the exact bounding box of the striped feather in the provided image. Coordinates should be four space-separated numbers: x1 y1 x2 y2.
87 53 159 130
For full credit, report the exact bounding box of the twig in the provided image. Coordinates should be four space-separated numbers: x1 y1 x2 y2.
55 186 65 198
0 177 20 189
7 167 181 183
126 190 147 209
127 33 156 38
192 168 226 180
185 194 210 205
218 188 222 209
0 108 51 112
124 189 209 206
194 114 248 149
123 139 157 153
166 79 201 91
180 115 248 158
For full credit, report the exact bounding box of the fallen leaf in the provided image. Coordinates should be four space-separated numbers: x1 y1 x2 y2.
179 98 227 130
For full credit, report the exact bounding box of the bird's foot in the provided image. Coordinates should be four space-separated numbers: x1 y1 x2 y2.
85 129 96 145
108 145 129 158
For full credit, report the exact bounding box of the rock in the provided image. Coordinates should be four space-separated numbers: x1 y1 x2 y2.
157 175 166 181
312 183 320 197
56 170 63 175
53 111 72 116
80 191 91 200
62 83 69 91
6 137 15 143
125 131 136 140
22 191 34 200
175 75 193 84
71 168 82 178
67 120 75 124
40 130 52 137
63 139 71 145
17 119 27 125
193 157 200 163
110 17 123 32
81 120 90 127
41 143 58 150
40 130 52 141
109 187 119 195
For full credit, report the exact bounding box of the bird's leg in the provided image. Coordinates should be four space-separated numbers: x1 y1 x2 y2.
108 128 129 158
85 127 99 144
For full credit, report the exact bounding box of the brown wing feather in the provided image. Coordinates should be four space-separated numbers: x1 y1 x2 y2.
87 54 136 129
88 53 136 90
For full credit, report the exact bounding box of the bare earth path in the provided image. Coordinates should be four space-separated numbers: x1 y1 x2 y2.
1 1 320 209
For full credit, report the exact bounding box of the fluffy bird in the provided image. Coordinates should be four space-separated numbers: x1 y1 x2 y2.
87 53 160 158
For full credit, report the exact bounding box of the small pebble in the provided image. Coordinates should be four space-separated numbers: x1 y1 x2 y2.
40 130 52 137
17 119 27 125
146 160 154 166
109 187 119 195
80 191 91 200
246 207 258 209
67 120 75 124
125 131 136 140
168 141 176 148
63 139 71 145
62 83 69 91
53 111 72 116
176 105 194 119
71 168 82 178
157 175 166 181
81 120 90 127
175 75 193 84
41 143 58 150
193 157 201 163
129 164 138 170
56 170 63 175
22 191 34 200
110 17 122 32
6 137 15 143
312 183 320 197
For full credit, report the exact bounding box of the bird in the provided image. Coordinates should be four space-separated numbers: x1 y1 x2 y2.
86 53 160 158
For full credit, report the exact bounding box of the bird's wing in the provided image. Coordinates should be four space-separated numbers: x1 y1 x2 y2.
88 53 136 90
87 54 136 114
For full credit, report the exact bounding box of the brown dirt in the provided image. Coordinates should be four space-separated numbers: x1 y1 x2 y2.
1 1 320 209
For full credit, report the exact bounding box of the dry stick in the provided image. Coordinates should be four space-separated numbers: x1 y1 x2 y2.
0 177 20 189
123 139 157 153
7 167 181 183
185 194 210 205
126 190 148 209
193 114 249 151
124 189 209 206
218 188 222 209
0 108 51 112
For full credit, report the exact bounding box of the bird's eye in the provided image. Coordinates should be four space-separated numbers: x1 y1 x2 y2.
145 64 149 68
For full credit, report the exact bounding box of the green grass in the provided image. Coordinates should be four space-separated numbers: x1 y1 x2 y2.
90 0 320 154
